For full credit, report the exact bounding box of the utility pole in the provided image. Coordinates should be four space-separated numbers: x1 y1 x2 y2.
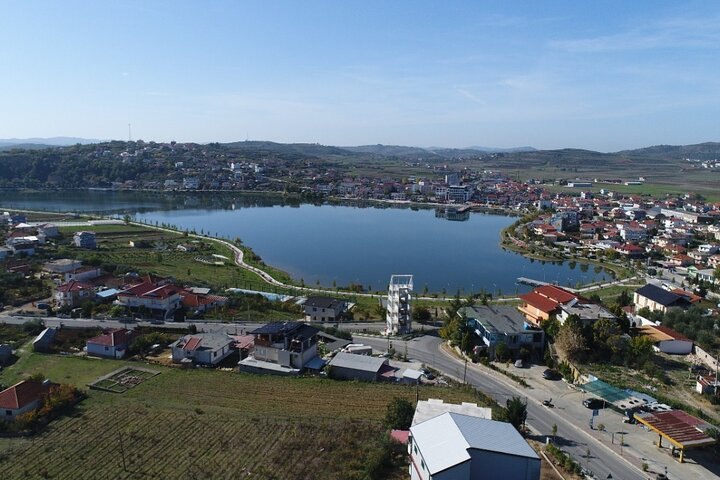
118 430 127 472
463 355 468 384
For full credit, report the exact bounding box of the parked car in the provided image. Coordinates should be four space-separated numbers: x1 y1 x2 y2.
514 359 524 368
542 368 561 380
582 398 605 409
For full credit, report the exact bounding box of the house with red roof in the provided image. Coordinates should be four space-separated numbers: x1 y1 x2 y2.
54 280 94 308
0 380 52 421
518 285 580 327
117 277 181 320
86 328 136 359
180 289 228 313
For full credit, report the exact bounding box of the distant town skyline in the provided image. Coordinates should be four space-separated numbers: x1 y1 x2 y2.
2 1 720 152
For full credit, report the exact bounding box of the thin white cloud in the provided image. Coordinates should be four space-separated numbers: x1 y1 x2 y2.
550 15 720 52
455 88 486 105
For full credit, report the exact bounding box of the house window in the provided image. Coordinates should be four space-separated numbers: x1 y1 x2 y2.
105 346 109 351
5 410 11 416
213 352 217 357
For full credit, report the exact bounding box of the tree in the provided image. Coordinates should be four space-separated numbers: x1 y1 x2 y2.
555 322 587 360
505 396 527 431
412 306 432 325
384 397 414 430
542 315 560 339
592 317 621 351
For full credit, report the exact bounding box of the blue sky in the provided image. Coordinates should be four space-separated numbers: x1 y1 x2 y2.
1 1 719 151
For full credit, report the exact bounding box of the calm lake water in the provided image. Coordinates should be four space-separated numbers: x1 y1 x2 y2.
0 190 612 293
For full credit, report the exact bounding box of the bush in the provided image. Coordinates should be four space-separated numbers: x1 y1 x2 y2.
384 397 414 430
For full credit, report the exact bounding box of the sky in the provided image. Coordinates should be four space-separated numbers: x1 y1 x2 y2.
1 1 720 151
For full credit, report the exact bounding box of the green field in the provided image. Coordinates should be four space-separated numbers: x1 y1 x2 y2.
0 353 485 479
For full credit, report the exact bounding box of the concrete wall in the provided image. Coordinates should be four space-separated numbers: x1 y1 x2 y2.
656 339 693 355
329 366 378 382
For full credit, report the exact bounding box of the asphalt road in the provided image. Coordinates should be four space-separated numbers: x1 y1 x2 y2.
0 314 390 334
356 335 646 480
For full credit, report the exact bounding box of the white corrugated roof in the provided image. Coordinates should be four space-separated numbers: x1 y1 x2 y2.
412 399 492 426
410 413 538 475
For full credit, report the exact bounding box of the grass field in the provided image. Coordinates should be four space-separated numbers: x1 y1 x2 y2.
0 353 487 479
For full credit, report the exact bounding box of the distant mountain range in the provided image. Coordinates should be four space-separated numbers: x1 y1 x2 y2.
0 137 103 149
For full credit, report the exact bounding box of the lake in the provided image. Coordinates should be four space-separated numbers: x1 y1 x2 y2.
0 190 612 293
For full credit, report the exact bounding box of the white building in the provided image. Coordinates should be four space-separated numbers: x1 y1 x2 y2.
409 412 540 480
386 275 413 335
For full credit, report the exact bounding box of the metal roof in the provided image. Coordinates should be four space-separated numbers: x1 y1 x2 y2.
635 284 686 307
580 379 631 403
410 413 538 475
634 411 717 449
460 305 533 335
328 352 387 372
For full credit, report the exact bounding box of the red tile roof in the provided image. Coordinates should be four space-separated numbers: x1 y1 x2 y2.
535 285 577 304
0 380 51 409
519 292 560 313
652 324 691 342
183 337 202 351
56 280 93 293
87 329 133 347
120 281 180 299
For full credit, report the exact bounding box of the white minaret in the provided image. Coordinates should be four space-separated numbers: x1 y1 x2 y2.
386 275 413 335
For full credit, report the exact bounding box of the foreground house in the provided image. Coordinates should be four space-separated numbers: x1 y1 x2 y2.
171 333 234 366
409 412 540 480
0 380 52 421
86 328 135 359
303 296 348 322
239 321 320 375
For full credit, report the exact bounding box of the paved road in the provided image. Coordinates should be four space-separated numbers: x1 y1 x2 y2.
356 335 646 480
0 314 390 334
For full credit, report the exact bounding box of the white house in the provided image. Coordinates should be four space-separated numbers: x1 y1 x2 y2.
86 329 135 359
638 324 694 355
409 412 540 480
0 380 52 421
171 333 234 366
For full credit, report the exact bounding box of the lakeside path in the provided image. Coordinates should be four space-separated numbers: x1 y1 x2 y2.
4 206 642 303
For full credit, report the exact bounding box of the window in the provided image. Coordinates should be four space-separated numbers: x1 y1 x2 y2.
213 352 217 357
105 346 109 351
5 410 11 416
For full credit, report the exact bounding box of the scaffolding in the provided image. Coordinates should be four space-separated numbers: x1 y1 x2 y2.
387 275 413 335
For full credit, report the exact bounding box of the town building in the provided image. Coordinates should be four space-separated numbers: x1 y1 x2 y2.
411 399 492 426
171 333 234 366
328 352 391 382
117 277 182 320
55 280 94 308
0 380 53 421
387 274 413 335
86 328 135 359
303 296 348 322
73 231 96 249
239 321 321 375
460 306 544 361
518 285 579 326
408 412 540 480
634 284 691 313
637 324 694 355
